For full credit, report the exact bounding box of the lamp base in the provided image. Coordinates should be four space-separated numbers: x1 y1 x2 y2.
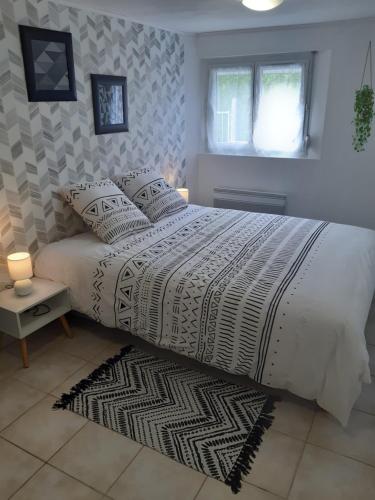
14 279 33 296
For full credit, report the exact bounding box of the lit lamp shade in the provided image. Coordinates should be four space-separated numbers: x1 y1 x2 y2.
242 0 284 11
7 252 33 296
177 187 189 203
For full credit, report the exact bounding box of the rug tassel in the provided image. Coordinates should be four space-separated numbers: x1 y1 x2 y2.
225 396 280 494
53 345 133 410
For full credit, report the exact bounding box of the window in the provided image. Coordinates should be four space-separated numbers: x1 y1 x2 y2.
207 53 314 158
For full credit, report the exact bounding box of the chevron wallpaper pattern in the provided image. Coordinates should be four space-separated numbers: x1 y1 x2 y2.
0 0 185 261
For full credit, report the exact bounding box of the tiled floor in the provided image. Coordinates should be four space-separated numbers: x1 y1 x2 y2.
0 313 374 500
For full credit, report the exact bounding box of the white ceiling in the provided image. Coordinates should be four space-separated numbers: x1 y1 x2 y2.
63 0 375 33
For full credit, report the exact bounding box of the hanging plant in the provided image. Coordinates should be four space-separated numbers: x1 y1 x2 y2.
353 42 374 152
353 85 374 152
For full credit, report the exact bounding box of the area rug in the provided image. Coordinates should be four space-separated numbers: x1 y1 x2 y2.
54 346 277 493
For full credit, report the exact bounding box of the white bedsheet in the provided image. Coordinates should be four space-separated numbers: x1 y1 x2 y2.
34 205 375 425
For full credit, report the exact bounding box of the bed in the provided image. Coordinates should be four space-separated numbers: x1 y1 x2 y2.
34 204 375 425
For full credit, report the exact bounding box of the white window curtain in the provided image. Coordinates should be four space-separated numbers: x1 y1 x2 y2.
207 67 252 155
253 63 306 157
206 54 312 158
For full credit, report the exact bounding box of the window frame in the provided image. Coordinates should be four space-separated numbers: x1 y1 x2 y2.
205 51 315 158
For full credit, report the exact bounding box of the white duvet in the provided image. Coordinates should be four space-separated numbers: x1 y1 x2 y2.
35 205 375 425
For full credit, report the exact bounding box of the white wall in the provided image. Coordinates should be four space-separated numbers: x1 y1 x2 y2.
195 19 375 229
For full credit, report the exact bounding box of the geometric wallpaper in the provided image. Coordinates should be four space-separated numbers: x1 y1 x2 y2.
0 0 185 262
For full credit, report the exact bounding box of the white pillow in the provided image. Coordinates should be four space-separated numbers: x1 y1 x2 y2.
60 179 152 244
112 167 187 223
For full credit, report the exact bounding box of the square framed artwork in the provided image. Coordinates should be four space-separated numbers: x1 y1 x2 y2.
91 74 129 135
19 25 77 102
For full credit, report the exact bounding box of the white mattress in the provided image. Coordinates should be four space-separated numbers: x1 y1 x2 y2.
34 205 375 425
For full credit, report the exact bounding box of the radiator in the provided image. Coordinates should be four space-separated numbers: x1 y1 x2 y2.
213 187 287 215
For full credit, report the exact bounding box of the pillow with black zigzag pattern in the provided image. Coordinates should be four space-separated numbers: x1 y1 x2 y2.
112 167 187 223
60 179 152 244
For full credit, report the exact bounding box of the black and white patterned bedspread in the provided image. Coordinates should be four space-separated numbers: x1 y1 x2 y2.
36 204 375 424
93 205 329 381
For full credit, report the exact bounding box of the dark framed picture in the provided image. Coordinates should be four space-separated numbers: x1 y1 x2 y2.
19 25 77 102
91 74 129 135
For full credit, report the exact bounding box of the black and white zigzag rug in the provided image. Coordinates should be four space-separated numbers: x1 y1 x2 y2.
54 346 277 493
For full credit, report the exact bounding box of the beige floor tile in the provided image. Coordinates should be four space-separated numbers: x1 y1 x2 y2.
1 396 86 461
354 377 375 415
271 400 315 441
108 446 205 500
90 344 124 366
50 421 142 493
50 327 113 361
308 409 375 467
244 429 304 497
289 444 375 500
0 332 16 349
5 323 64 360
368 344 375 375
0 437 43 498
12 464 102 500
69 317 126 345
50 362 97 397
196 478 282 500
99 329 129 346
13 348 86 392
0 378 45 431
0 350 22 381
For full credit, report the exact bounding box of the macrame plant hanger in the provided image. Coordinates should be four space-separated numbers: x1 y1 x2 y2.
360 41 373 90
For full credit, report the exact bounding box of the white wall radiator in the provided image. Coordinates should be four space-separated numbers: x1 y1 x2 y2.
213 187 287 215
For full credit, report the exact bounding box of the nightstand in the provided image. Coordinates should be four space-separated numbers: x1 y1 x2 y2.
0 278 73 368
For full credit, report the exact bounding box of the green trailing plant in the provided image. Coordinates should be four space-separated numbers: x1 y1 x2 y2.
353 85 375 152
353 42 374 152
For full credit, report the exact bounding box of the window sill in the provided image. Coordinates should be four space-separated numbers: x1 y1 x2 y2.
199 151 320 161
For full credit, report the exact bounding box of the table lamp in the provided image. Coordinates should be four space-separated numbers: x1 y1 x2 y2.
177 187 189 203
7 252 33 296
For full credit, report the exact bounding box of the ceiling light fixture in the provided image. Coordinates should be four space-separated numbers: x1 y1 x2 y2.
242 0 284 11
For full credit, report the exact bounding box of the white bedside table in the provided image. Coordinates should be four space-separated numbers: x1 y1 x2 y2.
0 278 73 368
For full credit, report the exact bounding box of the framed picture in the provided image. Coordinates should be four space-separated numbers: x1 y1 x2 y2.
19 25 77 102
91 74 129 135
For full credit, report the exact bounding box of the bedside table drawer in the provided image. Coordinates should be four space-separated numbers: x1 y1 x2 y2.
0 278 73 368
19 289 70 337
0 309 20 337
0 286 71 339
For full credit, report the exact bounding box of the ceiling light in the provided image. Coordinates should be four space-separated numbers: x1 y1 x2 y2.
242 0 284 11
